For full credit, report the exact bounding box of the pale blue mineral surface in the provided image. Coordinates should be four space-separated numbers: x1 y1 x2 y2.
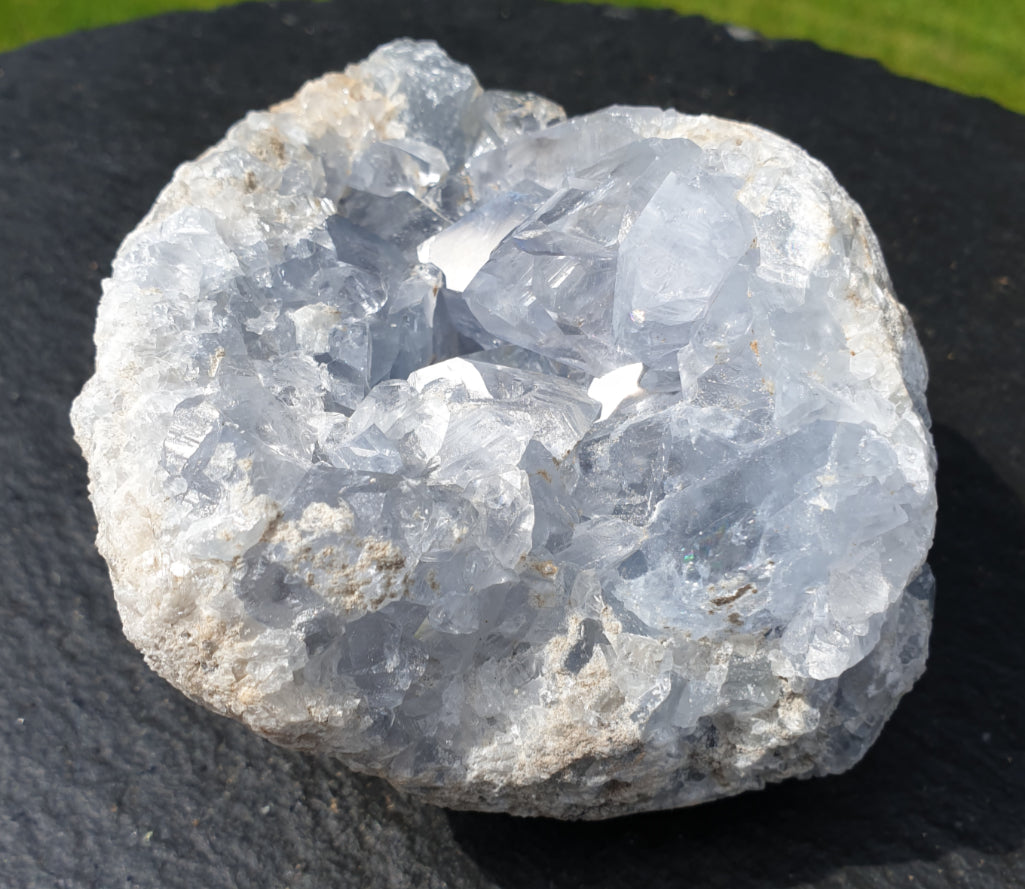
72 40 936 818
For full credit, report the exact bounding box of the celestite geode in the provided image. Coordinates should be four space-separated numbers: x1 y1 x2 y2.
71 40 937 819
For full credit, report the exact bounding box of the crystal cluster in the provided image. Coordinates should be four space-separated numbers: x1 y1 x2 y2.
72 40 936 819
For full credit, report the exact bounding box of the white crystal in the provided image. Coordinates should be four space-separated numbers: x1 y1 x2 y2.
587 362 645 421
71 39 937 819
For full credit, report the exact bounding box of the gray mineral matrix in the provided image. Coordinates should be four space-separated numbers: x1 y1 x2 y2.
72 39 937 819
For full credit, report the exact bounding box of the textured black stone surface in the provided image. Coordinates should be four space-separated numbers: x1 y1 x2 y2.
1 2 1023 886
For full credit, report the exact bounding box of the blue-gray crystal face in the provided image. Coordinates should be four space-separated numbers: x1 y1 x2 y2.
71 39 936 819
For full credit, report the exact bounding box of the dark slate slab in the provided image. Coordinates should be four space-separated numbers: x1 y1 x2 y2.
1 1 1023 886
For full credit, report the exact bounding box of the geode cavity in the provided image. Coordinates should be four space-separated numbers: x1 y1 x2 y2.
71 40 937 819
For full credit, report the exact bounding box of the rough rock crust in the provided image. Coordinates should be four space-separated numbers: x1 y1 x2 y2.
72 40 936 819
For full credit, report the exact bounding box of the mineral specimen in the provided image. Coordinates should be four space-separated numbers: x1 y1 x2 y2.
71 39 937 819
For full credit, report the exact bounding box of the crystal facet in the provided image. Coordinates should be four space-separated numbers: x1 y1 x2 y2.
72 40 937 819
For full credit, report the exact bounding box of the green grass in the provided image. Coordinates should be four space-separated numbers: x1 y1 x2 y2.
0 0 258 51
1 0 1022 113
560 0 1025 113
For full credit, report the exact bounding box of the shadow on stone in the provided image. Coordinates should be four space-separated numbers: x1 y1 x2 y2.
447 424 1025 887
